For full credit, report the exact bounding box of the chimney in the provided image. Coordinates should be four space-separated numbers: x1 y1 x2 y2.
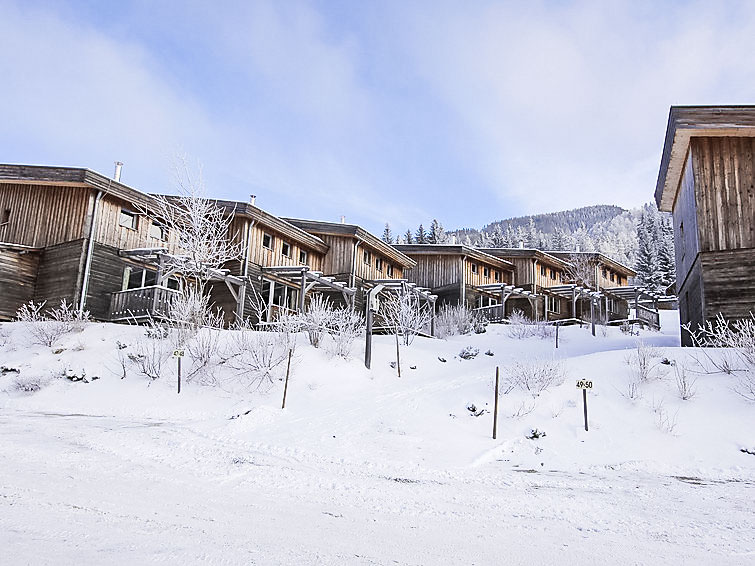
250 194 256 206
340 215 346 224
576 244 581 253
113 161 123 182
518 240 524 249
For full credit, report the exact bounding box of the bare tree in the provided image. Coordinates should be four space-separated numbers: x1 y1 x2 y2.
380 291 432 346
565 253 596 287
152 156 243 294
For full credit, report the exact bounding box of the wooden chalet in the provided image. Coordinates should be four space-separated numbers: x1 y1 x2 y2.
392 244 516 313
282 218 416 310
0 164 186 321
655 106 755 344
481 248 572 320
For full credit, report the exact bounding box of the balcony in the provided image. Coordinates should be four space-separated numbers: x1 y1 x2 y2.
109 286 181 322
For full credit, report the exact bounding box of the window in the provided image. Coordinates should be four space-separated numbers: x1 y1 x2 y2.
602 269 608 279
494 270 500 282
262 232 274 250
299 250 308 264
386 264 393 277
551 298 561 314
483 266 490 278
149 219 167 241
471 263 478 274
363 250 371 264
541 265 546 277
281 241 291 258
375 257 383 272
550 269 556 280
1 208 9 225
119 209 137 230
123 267 157 290
610 272 615 282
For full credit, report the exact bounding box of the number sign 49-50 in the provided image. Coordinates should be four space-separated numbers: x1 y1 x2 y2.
576 379 593 389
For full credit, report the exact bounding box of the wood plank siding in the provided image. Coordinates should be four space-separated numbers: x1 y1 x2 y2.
655 107 755 339
0 247 40 319
33 239 87 310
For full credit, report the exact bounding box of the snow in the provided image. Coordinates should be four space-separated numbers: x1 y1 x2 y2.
1 311 754 564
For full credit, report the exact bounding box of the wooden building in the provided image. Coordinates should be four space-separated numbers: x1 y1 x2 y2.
482 248 572 320
655 106 755 343
393 244 515 310
283 218 415 310
0 164 185 321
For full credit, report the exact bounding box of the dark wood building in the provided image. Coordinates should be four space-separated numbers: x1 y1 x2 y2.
482 248 572 320
0 164 184 321
655 106 755 343
393 244 515 309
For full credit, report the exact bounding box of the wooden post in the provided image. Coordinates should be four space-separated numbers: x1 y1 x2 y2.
364 307 373 369
395 331 401 378
555 321 559 349
590 298 596 337
177 356 181 394
583 388 589 431
493 367 499 439
282 349 292 409
266 279 275 322
299 270 306 313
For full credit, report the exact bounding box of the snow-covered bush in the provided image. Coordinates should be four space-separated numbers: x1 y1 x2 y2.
16 299 89 347
300 295 334 348
507 358 565 395
625 340 667 382
506 310 553 340
381 292 433 346
128 323 171 381
225 320 294 390
458 346 479 360
325 307 364 360
684 314 755 386
435 304 483 339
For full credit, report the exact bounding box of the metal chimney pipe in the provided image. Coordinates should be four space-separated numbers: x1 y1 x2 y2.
340 215 346 224
250 194 256 206
114 161 123 182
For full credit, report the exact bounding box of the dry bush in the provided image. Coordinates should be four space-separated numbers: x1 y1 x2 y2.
381 292 433 346
16 299 90 347
435 304 483 339
506 358 565 396
506 310 553 340
325 307 364 360
300 294 334 348
674 362 697 401
625 340 667 382
652 397 678 434
224 320 294 390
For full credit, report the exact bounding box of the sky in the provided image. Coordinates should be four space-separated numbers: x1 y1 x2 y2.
1 1 755 237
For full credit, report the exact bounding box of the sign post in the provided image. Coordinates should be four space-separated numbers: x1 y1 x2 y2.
555 322 559 349
493 367 499 439
173 349 185 394
576 379 593 431
281 349 292 409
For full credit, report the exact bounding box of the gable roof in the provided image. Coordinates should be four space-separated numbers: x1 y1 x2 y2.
547 250 636 277
481 247 571 269
283 218 416 268
0 163 160 208
655 106 755 211
208 200 329 254
393 244 515 271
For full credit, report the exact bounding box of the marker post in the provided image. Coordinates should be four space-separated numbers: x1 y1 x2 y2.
576 379 593 431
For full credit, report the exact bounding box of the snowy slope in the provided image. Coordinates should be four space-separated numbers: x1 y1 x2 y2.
1 313 753 564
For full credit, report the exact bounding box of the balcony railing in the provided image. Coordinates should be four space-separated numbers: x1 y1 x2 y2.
109 286 181 321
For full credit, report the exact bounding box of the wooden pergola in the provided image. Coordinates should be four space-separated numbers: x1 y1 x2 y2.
260 265 357 320
474 283 540 322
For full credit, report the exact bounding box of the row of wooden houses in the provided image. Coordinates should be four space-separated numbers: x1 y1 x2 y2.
0 163 643 328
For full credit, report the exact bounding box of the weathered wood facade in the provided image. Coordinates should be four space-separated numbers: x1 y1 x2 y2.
284 219 415 310
655 106 755 343
393 244 515 309
482 248 573 320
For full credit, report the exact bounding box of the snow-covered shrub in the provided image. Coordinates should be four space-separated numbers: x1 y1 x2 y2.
225 321 293 390
7 370 55 393
625 340 666 382
531 321 555 339
16 299 89 346
169 287 223 347
381 292 433 346
0 327 10 348
507 358 565 395
458 346 479 360
186 327 224 384
684 313 755 379
128 327 171 381
652 398 678 434
674 362 697 401
509 399 536 418
506 310 553 340
325 307 364 360
435 304 483 339
623 379 643 401
300 294 333 348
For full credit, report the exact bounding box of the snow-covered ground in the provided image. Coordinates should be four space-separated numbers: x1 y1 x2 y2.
1 312 753 565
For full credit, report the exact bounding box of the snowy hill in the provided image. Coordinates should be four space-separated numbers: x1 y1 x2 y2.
1 317 753 564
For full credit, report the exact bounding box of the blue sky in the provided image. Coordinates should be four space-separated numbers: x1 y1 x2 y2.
2 1 755 236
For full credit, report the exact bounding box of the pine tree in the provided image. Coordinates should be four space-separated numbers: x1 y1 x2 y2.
404 229 414 244
415 224 427 244
382 223 393 244
635 208 661 291
428 219 445 244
